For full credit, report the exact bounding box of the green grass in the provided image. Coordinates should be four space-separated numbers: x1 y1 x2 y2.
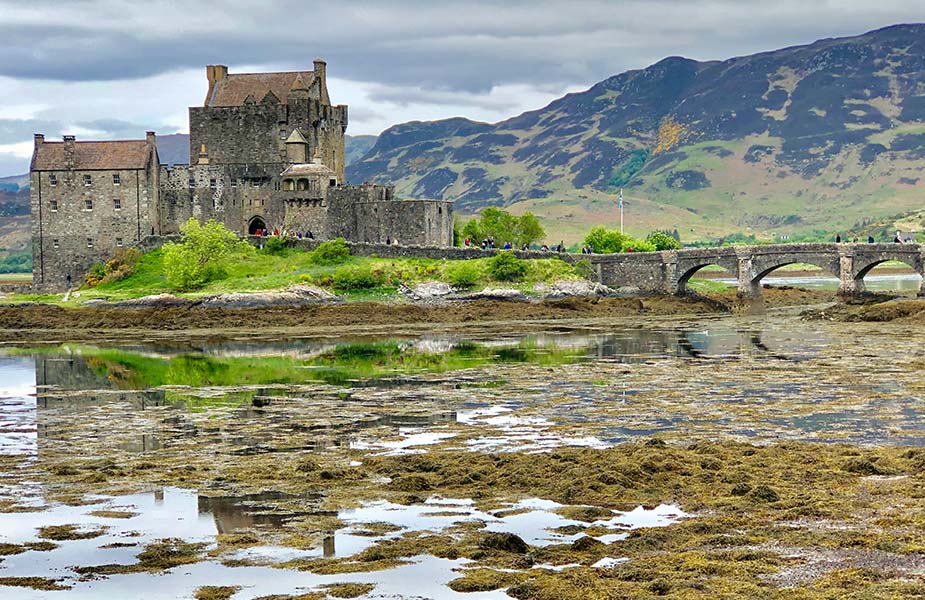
0 273 31 283
15 246 585 305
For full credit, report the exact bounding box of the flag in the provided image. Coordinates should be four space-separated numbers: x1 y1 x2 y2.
618 189 623 209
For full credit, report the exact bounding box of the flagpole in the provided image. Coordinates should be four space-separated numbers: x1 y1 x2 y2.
619 188 624 234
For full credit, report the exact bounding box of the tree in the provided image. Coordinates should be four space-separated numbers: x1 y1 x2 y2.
646 231 682 251
162 218 253 290
461 208 545 246
516 212 545 246
584 226 628 254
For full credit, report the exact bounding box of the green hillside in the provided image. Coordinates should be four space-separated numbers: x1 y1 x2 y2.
348 24 925 244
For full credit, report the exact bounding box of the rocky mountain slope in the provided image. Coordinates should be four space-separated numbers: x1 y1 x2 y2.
348 24 925 242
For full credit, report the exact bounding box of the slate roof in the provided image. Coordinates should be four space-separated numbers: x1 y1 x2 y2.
32 140 152 171
207 71 316 107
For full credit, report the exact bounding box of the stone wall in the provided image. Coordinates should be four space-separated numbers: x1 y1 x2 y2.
31 165 157 288
327 186 454 247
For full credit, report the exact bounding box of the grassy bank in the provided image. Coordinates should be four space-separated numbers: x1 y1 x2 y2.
11 244 588 306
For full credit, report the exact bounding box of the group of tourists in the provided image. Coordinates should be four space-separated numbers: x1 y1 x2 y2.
463 238 572 253
834 231 914 244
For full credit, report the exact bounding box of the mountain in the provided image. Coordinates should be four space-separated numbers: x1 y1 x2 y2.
344 134 379 167
348 24 925 242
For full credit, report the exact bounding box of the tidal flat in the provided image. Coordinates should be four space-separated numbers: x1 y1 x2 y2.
2 309 925 598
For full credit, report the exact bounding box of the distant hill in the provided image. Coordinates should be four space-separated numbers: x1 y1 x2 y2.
348 24 925 243
344 134 378 168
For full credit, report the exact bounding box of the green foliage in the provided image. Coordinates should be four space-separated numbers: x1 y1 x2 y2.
584 226 628 254
573 258 594 280
608 149 650 188
162 219 253 291
453 221 462 247
447 262 480 288
262 236 288 255
84 262 106 287
646 231 682 250
462 208 546 246
332 265 381 290
310 238 351 265
584 226 657 253
0 251 31 274
87 248 143 287
487 251 527 281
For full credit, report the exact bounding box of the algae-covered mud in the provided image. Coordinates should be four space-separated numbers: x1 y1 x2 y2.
3 314 925 598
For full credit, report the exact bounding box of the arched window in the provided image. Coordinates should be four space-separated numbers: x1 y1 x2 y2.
298 179 309 191
283 179 294 191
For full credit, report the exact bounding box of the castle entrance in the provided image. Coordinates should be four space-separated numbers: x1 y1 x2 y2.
248 216 266 235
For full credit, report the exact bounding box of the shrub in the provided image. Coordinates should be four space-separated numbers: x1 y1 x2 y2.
310 238 351 265
263 236 288 255
84 262 107 287
487 252 527 281
623 239 657 253
573 258 594 280
162 218 253 291
646 230 681 251
584 226 628 254
332 265 380 290
447 262 481 288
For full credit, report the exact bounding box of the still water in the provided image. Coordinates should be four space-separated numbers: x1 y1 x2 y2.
1 315 923 598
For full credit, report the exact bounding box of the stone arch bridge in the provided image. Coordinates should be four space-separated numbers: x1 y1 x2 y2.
589 243 925 297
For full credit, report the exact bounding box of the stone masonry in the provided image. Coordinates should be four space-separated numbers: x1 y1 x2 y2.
30 60 454 289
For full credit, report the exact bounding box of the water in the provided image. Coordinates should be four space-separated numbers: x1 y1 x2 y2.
710 270 923 292
2 314 925 597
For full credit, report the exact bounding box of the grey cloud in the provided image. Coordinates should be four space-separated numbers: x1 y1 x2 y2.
1 1 922 93
0 153 29 177
0 119 61 144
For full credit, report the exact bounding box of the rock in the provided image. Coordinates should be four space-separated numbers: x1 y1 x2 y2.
479 532 528 554
80 298 108 306
571 536 606 552
457 288 528 302
402 281 453 301
534 280 616 299
112 294 191 308
749 484 780 502
198 285 338 308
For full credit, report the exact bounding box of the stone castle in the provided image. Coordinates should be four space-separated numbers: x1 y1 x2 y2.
30 60 454 288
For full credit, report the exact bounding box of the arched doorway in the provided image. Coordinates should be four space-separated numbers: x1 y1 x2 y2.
248 216 266 235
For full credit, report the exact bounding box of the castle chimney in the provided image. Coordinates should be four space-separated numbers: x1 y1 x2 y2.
313 58 329 104
34 133 44 149
146 131 156 145
204 65 228 106
206 64 228 84
63 135 76 170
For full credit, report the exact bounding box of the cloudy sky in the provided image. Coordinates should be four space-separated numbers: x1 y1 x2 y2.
0 0 922 176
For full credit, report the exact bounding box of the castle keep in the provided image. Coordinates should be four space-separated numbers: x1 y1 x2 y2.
30 60 454 288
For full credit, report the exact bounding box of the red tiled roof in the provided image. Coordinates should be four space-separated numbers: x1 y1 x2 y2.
207 71 315 107
33 140 152 171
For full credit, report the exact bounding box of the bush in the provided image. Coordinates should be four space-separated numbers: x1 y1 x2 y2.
447 262 481 288
623 239 657 252
84 262 107 287
263 236 288 255
332 265 380 290
162 218 253 291
573 258 594 280
487 252 527 281
646 230 681 251
584 226 628 254
310 238 351 265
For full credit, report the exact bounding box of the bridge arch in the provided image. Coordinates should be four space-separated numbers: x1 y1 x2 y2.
676 262 737 294
853 254 924 295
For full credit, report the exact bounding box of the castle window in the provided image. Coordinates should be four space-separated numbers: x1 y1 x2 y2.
49 200 58 211
279 130 287 139
188 178 195 188
84 174 92 186
87 238 93 248
210 178 217 189
438 206 442 215
49 174 57 186
231 178 237 188
329 178 336 187
113 174 121 185
84 199 93 211
113 198 122 210
52 239 59 249
116 237 123 247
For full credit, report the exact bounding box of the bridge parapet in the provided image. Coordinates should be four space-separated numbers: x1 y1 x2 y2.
587 243 925 297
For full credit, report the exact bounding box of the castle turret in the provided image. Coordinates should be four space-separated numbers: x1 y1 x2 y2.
313 59 329 105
